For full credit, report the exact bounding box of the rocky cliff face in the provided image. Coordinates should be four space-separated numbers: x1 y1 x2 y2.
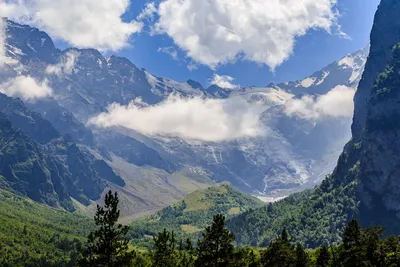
0 92 109 210
359 43 400 219
331 0 400 223
352 0 400 142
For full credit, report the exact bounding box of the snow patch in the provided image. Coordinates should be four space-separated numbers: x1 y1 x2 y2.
27 42 37 52
316 71 330 86
145 71 158 88
338 55 354 69
300 77 316 88
338 53 367 84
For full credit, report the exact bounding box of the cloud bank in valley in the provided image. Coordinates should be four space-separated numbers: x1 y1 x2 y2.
284 85 355 120
150 0 341 69
89 95 266 142
0 76 53 102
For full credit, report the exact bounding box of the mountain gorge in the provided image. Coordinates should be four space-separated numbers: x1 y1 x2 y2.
3 0 400 265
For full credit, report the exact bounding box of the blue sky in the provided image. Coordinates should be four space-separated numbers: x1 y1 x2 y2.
35 0 380 89
111 0 380 88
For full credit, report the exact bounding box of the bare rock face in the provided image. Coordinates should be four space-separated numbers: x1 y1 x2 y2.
360 43 400 217
352 0 400 142
334 0 400 222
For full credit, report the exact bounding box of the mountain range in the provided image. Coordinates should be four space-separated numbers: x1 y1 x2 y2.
0 17 370 220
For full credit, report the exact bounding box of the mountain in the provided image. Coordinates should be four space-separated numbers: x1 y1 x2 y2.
0 92 109 211
129 183 263 246
0 18 367 220
0 189 91 265
227 0 400 248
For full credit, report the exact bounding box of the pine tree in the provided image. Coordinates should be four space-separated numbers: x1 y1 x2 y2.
151 229 177 267
195 214 235 267
261 229 296 267
295 244 309 267
281 228 289 243
79 190 134 267
343 219 361 250
316 246 330 267
340 219 364 267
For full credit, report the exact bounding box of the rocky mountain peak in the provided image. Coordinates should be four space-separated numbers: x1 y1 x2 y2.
5 19 59 64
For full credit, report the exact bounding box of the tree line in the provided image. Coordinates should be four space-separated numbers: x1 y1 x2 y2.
74 190 400 267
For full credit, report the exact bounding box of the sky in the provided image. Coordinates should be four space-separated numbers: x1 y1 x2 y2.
0 0 381 142
1 0 380 89
123 0 380 87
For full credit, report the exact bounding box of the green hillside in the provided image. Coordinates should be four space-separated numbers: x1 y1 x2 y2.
129 183 264 247
0 189 93 266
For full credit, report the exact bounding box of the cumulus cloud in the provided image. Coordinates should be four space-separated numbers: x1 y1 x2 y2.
284 85 355 120
137 2 157 21
152 0 340 70
187 62 198 71
46 51 79 76
88 95 265 142
210 74 239 89
0 76 53 102
158 46 178 60
0 19 5 66
2 0 143 51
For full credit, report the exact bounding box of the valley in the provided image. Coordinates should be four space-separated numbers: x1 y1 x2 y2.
0 19 369 222
2 0 400 266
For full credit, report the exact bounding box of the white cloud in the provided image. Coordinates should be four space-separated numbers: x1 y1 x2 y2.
210 74 239 89
137 2 157 21
88 95 265 142
284 85 355 120
2 0 143 51
187 62 198 71
158 46 178 60
0 18 5 66
46 51 79 76
152 0 339 70
0 76 53 102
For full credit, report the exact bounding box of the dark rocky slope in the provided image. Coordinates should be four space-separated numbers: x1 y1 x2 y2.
0 93 117 211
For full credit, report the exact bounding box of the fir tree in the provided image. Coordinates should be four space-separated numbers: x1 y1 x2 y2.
79 190 134 267
316 246 330 267
261 229 296 267
196 214 235 267
343 219 361 250
340 219 363 267
295 244 309 267
151 229 177 267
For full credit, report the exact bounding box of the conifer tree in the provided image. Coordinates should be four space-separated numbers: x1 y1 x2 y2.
178 238 195 267
151 229 177 267
79 190 134 267
340 219 363 267
295 244 309 267
316 246 330 267
261 229 296 267
195 214 235 267
343 219 361 250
